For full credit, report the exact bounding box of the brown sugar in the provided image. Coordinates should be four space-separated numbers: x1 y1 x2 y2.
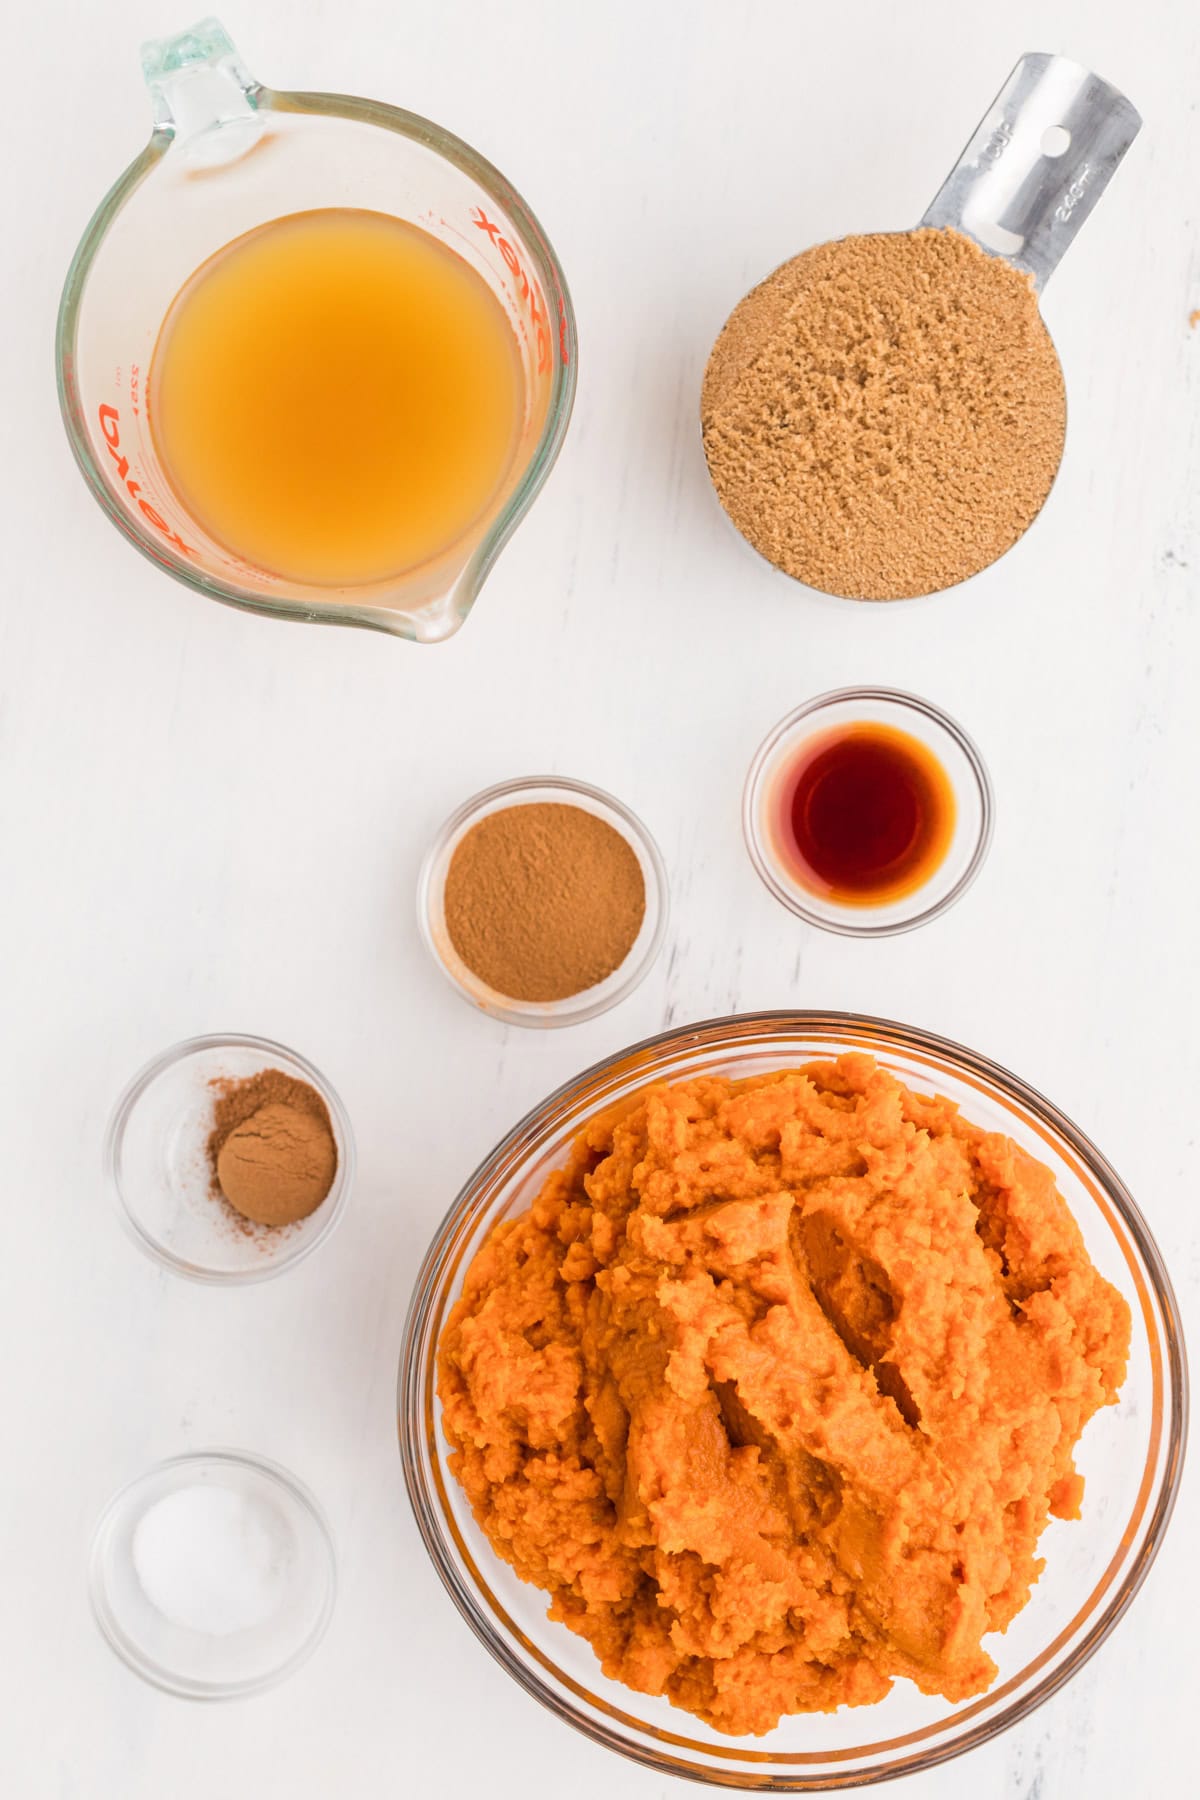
206 1069 337 1227
442 802 645 1003
702 227 1066 600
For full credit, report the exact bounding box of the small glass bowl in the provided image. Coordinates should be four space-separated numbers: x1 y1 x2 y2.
399 1011 1187 1790
743 688 994 936
417 776 669 1028
105 1034 355 1284
89 1449 336 1700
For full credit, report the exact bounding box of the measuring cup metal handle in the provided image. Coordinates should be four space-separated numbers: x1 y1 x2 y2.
921 52 1142 289
141 15 264 166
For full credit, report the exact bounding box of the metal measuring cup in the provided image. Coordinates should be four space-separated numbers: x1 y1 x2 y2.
702 52 1141 601
922 53 1141 288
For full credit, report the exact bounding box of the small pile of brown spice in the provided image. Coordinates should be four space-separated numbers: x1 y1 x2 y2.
443 801 646 1003
702 226 1067 600
206 1069 338 1228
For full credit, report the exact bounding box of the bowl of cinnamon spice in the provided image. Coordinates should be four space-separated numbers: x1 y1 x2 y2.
105 1033 355 1283
418 776 668 1028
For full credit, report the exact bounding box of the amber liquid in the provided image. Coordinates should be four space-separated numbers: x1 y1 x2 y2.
149 209 523 587
774 723 955 905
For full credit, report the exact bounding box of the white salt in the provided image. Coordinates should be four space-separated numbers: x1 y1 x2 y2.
132 1482 291 1636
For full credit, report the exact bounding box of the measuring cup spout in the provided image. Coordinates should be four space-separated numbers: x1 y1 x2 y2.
403 572 479 644
140 17 264 167
922 53 1141 289
378 541 503 644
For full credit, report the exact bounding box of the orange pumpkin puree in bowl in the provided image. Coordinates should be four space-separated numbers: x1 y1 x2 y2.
437 1055 1130 1737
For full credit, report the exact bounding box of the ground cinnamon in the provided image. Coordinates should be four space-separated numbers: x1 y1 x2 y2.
206 1069 337 1227
702 226 1066 600
443 802 645 1003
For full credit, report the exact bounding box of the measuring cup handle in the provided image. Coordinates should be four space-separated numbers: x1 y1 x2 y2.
921 53 1141 289
140 16 264 166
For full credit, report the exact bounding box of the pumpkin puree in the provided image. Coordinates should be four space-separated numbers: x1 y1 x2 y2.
438 1056 1129 1736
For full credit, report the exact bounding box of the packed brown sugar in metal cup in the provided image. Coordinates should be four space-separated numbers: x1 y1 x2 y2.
701 227 1066 600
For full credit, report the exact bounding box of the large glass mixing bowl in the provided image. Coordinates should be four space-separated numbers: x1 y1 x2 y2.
398 1012 1186 1789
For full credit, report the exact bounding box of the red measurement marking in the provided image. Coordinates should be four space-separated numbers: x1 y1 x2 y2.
471 206 567 374
97 404 194 557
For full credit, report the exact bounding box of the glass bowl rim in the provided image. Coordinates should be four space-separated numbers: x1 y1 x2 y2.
104 1030 356 1285
742 688 995 937
398 1008 1188 1790
416 774 670 1028
88 1445 337 1701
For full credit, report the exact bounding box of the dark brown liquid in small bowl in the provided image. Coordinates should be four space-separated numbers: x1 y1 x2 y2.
773 723 955 905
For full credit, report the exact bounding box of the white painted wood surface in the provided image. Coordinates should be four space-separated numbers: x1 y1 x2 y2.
2 0 1196 1793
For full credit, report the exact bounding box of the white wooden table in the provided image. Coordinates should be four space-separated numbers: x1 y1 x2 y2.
3 1 1196 1793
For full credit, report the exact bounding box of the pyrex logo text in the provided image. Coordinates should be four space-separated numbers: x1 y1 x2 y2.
98 405 195 558
470 208 568 375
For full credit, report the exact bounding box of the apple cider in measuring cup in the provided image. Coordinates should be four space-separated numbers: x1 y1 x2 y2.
148 208 524 587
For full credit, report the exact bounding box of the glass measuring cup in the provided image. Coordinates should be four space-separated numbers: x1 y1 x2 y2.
56 18 577 642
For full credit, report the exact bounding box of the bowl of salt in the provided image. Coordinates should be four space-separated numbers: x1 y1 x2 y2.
89 1449 336 1698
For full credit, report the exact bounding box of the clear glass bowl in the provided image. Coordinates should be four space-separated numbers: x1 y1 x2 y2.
743 689 994 936
105 1033 355 1284
417 776 669 1028
90 1449 336 1699
398 1012 1186 1791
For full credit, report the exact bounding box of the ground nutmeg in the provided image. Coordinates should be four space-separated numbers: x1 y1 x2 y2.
206 1068 338 1228
442 801 646 1003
